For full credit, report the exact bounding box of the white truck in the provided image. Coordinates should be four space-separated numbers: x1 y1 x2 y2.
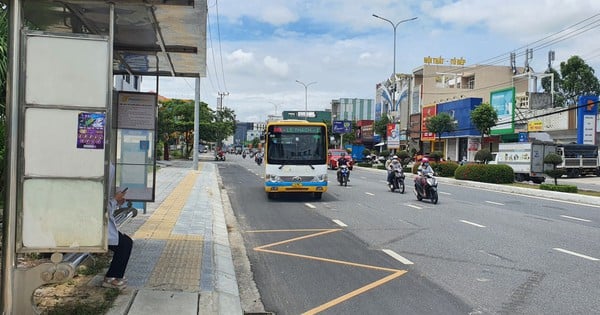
494 142 555 184
555 144 600 177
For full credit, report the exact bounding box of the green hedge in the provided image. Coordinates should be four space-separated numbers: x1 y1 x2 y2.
356 162 372 167
454 164 514 184
539 184 578 193
412 161 459 177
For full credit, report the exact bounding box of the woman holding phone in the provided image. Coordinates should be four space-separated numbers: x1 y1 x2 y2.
103 187 133 289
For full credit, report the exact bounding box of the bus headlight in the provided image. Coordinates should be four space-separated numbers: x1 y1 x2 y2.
266 174 281 182
314 174 327 182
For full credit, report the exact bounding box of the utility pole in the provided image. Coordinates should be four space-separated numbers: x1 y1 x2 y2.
372 14 417 121
217 91 229 111
296 80 316 120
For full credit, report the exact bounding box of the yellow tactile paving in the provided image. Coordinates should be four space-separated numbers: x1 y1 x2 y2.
133 162 205 291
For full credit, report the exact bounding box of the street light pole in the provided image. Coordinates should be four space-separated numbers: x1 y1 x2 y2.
372 14 417 121
295 79 316 120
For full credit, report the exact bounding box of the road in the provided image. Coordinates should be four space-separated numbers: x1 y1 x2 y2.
219 154 600 314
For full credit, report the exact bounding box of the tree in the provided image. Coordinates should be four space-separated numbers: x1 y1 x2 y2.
470 103 497 144
542 56 600 107
425 112 456 150
544 153 565 185
374 115 391 141
158 99 236 159
475 149 493 164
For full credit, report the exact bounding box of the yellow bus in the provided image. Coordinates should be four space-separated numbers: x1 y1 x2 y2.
264 120 328 199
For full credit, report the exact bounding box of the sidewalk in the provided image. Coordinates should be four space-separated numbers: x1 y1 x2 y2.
106 159 243 315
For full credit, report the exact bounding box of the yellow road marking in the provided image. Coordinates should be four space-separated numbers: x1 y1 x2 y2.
250 228 408 313
303 271 407 315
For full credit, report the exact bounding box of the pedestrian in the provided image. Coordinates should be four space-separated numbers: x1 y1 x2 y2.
102 163 133 289
103 186 133 289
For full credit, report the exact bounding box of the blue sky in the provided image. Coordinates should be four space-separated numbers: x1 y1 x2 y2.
142 0 600 122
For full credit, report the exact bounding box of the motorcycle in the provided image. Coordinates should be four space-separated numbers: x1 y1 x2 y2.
414 172 438 204
242 152 247 159
214 151 226 161
389 169 405 193
337 165 350 186
255 154 263 165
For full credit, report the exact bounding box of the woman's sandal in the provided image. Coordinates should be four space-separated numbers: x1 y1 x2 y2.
102 277 127 289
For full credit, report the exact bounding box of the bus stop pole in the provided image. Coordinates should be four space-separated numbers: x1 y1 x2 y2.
2 1 23 313
193 78 200 168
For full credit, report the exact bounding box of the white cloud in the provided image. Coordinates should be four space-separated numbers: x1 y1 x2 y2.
263 56 289 77
143 1 600 122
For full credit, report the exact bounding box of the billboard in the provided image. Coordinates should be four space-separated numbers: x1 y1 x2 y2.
577 95 598 145
387 123 400 149
333 120 352 134
490 87 515 135
421 104 436 141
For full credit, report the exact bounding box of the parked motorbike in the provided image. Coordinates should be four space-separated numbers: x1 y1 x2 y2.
214 151 226 161
414 172 438 204
389 169 405 193
337 165 350 186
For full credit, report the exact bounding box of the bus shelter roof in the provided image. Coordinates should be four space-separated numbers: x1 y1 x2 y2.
22 0 206 78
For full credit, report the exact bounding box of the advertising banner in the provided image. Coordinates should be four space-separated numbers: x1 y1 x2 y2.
490 88 515 135
333 120 352 134
387 123 400 149
421 104 436 141
577 95 598 145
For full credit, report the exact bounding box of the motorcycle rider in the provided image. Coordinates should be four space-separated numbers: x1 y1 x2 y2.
387 155 404 186
416 157 434 193
336 152 351 182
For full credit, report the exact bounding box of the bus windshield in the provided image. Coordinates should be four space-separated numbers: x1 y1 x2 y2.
266 125 327 165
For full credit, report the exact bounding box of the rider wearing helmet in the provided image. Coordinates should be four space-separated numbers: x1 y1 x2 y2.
336 152 351 181
416 157 434 190
387 155 403 185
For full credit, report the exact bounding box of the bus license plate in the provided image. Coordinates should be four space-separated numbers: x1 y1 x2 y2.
292 182 303 187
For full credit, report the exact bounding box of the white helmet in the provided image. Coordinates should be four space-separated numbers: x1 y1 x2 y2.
392 155 398 159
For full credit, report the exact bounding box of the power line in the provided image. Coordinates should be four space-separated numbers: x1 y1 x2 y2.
214 0 228 92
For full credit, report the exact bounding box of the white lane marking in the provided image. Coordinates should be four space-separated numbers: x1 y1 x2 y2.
560 215 591 222
485 201 504 206
407 204 423 210
382 249 414 265
443 182 600 208
553 248 599 261
305 203 316 209
365 192 375 196
439 191 451 195
333 219 347 227
459 220 486 228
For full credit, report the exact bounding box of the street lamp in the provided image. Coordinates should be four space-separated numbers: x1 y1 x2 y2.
372 14 417 120
295 79 317 120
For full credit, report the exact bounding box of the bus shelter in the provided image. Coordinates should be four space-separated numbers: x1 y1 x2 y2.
2 1 206 313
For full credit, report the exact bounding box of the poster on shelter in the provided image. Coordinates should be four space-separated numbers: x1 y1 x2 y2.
77 112 105 149
490 88 515 134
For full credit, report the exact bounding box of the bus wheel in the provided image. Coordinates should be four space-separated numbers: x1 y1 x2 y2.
313 192 322 200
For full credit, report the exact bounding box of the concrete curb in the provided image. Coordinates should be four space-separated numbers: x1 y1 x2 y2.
355 165 600 207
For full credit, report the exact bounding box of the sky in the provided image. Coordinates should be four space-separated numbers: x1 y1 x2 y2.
141 0 600 122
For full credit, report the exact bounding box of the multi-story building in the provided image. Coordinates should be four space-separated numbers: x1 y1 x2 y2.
330 98 375 122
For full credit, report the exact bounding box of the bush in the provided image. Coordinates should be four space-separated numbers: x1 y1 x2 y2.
429 151 444 161
356 162 372 167
380 150 390 159
411 161 459 177
376 164 387 170
362 149 371 159
475 149 493 164
540 184 578 193
454 164 514 184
